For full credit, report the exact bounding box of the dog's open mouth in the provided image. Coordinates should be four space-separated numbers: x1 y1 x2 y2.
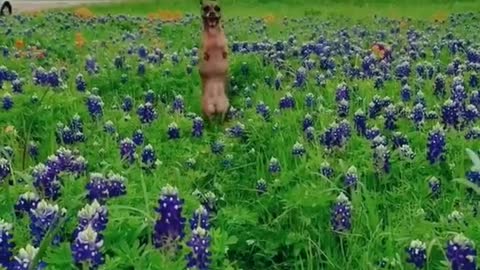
204 16 220 28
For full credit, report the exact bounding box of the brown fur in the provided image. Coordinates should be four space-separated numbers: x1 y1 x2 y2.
198 0 229 121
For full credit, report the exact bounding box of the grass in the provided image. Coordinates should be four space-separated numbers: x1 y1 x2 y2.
0 0 480 270
81 0 480 19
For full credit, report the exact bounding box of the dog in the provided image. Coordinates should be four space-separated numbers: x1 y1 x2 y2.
198 0 229 122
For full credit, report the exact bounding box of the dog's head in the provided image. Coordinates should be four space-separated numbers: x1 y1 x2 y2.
200 0 221 29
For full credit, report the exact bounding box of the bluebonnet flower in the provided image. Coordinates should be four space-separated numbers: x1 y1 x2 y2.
167 122 180 140
441 99 460 129
71 225 105 269
256 178 267 195
411 103 426 129
433 74 446 98
401 84 412 102
331 192 352 233
14 192 40 216
395 60 411 79
32 163 61 200
29 200 66 246
374 76 384 90
304 126 315 142
428 176 441 198
392 132 408 149
73 200 108 238
172 95 185 114
28 141 39 159
470 72 478 88
211 140 224 155
344 166 358 188
268 157 281 174
85 55 100 74
447 210 465 224
320 161 334 179
305 93 316 109
222 154 233 169
279 92 295 110
105 173 127 198
153 185 186 249
292 142 306 158
225 122 245 139
405 240 427 269
114 55 124 69
138 45 148 58
368 98 383 119
470 91 480 111
86 95 104 120
256 101 270 121
426 110 438 120
293 67 307 88
446 234 477 270
137 62 146 76
119 138 136 164
0 220 14 268
12 79 23 94
399 145 416 161
192 117 204 138
85 173 126 203
144 89 156 105
414 91 426 108
75 74 86 92
335 82 350 102
137 102 157 124
274 72 282 90
141 144 157 170
189 205 209 231
303 113 314 131
245 97 252 108
103 121 116 135
2 93 13 110
186 227 211 270
201 191 218 213
0 158 11 183
452 85 467 106
10 245 46 270
132 129 144 145
466 127 480 140
185 158 196 170
122 95 133 112
373 144 390 174
337 99 349 118
464 105 478 126
384 104 397 130
354 109 367 137
466 168 480 188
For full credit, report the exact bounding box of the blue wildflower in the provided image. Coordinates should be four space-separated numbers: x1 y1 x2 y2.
153 185 186 249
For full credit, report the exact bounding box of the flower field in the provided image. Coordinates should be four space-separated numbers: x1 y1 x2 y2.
1 1 480 269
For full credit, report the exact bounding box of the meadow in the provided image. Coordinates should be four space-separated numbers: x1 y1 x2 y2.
1 0 480 269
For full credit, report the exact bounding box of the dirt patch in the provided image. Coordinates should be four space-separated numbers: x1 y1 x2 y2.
13 1 115 14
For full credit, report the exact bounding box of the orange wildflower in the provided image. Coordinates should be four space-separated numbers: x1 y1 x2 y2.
75 32 86 48
15 39 25 50
263 14 276 24
74 7 94 20
431 10 448 23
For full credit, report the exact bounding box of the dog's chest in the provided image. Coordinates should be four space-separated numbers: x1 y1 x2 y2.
203 34 226 50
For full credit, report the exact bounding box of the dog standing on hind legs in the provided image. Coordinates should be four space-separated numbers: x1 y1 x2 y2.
199 0 229 123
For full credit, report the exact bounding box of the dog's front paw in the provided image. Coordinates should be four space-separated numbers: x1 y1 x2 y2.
203 52 210 61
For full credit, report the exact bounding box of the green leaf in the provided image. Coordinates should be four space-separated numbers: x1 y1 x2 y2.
452 178 480 195
466 148 480 170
